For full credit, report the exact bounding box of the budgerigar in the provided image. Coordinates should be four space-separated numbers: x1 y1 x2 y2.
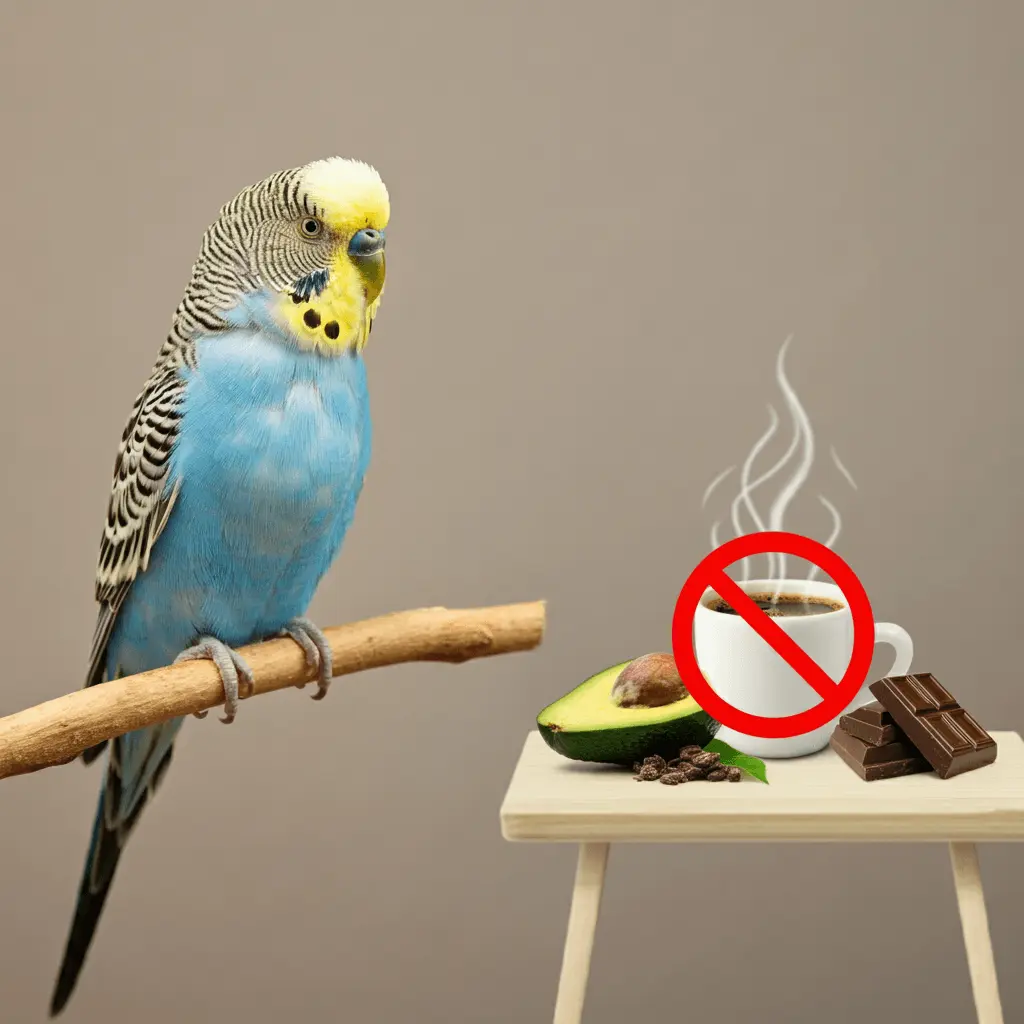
50 157 389 1016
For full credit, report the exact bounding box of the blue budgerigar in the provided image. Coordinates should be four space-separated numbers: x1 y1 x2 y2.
50 157 390 1016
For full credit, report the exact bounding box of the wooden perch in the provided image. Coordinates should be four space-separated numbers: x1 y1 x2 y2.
0 601 546 781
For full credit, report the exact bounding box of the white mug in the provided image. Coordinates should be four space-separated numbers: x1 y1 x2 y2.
693 578 913 759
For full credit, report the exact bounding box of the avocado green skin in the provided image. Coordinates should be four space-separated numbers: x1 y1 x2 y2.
537 709 721 766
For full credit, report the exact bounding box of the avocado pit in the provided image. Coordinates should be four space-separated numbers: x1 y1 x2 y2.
610 653 688 708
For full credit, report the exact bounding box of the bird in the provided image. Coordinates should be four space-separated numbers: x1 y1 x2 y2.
49 156 390 1016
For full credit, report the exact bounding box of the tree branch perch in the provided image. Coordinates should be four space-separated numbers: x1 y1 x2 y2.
0 600 546 781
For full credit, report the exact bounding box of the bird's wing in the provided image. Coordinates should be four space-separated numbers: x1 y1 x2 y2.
79 363 186 770
85 364 185 691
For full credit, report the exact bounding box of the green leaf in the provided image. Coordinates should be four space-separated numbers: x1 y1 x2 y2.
703 738 770 784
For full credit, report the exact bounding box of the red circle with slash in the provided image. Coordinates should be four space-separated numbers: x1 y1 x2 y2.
671 531 875 739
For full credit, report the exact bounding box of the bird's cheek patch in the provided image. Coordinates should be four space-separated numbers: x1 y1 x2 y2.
280 257 363 350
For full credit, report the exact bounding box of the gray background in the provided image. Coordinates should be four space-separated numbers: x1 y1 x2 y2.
1 1 1021 1021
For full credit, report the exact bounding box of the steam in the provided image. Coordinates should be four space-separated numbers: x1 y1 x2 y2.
830 446 859 491
701 466 736 508
702 336 858 586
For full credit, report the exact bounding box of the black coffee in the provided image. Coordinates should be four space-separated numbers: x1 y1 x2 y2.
707 592 843 617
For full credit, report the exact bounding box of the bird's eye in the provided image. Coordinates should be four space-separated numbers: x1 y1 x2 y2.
299 217 324 239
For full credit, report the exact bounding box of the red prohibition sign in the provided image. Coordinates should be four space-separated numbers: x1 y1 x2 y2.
671 531 875 739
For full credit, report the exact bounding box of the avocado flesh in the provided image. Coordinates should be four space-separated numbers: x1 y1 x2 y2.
536 660 721 765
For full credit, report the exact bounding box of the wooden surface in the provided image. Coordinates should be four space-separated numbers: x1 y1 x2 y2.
0 601 545 780
500 731 1024 842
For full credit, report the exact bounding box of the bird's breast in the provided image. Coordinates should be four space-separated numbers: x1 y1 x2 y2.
172 331 370 536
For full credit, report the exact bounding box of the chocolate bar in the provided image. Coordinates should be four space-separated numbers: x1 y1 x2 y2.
829 726 931 781
839 701 898 746
869 673 997 780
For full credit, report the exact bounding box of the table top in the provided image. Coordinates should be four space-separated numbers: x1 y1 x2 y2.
499 731 1024 843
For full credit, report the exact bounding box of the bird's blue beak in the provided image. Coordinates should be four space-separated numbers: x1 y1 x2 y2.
348 228 386 303
348 228 385 258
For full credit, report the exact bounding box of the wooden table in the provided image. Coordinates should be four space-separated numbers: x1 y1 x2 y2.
500 731 1024 1024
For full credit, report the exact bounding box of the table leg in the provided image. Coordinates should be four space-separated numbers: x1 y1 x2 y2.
949 842 1004 1024
552 842 610 1024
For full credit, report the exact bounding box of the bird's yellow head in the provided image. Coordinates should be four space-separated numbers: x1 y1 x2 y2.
184 157 390 355
275 158 390 353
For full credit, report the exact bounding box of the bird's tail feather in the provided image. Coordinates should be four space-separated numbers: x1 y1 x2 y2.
50 732 176 1016
49 790 122 1016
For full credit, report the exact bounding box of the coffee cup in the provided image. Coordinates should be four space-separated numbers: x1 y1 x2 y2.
693 578 913 758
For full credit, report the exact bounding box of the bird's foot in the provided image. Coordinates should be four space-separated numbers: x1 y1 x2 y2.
280 617 333 701
174 637 255 725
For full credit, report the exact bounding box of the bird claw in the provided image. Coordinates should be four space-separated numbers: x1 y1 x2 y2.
174 637 255 725
280 617 333 701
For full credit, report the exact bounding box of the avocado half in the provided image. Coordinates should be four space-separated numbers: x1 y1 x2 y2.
536 660 721 766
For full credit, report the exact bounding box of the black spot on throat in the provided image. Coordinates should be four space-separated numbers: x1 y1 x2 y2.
303 309 321 329
324 321 340 340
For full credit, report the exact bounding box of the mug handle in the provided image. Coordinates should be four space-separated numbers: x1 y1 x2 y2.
875 622 913 677
848 622 914 711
